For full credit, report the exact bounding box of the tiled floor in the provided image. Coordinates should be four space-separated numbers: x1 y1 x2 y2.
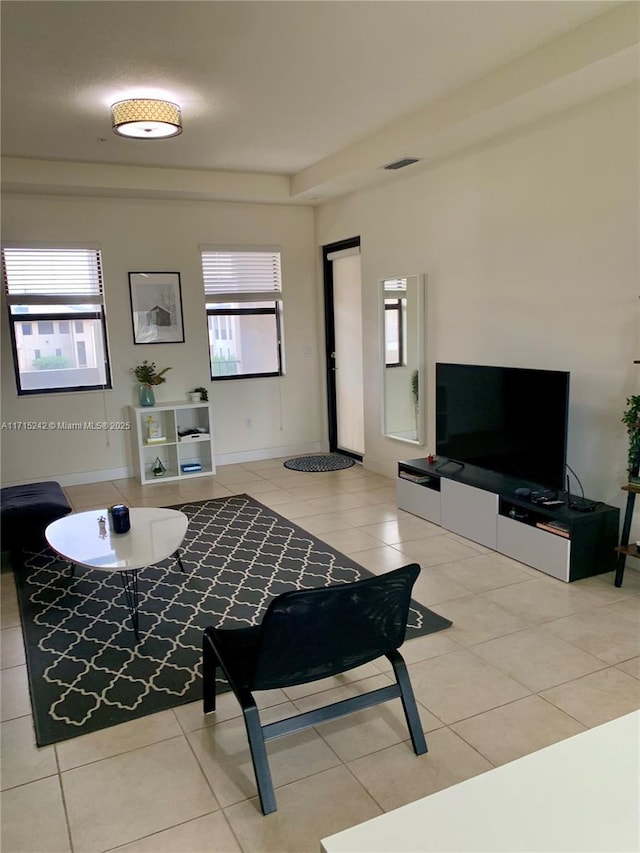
2 459 639 852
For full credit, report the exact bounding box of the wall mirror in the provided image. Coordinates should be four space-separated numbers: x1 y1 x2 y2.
380 274 425 444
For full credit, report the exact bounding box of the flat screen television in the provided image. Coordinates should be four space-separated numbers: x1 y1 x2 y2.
435 363 570 490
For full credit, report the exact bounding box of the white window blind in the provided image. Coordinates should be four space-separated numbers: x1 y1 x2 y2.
3 247 103 303
201 249 282 297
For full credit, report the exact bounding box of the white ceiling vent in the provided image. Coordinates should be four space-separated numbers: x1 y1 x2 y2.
382 157 422 170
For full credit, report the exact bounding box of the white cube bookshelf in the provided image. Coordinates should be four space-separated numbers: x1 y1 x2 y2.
129 401 215 484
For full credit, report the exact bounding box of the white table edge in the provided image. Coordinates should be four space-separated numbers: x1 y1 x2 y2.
321 711 640 853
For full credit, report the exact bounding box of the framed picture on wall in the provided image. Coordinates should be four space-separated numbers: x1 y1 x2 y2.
128 272 185 344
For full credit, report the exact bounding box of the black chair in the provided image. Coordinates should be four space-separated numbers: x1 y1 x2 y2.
202 563 427 814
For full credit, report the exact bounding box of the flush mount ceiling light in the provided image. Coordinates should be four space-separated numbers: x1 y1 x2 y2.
111 98 182 139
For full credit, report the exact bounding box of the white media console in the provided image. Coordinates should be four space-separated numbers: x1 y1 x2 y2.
397 458 619 582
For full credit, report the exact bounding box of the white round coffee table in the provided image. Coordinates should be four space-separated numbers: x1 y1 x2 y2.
45 507 188 641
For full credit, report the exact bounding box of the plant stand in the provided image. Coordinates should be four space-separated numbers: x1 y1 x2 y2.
614 483 639 587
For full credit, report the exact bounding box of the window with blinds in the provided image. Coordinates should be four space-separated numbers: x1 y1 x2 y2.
2 245 112 394
201 247 283 379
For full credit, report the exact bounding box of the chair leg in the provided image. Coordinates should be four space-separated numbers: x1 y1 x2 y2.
202 635 217 714
242 701 278 815
388 651 428 756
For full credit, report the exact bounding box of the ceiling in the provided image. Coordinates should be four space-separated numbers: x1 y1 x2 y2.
1 1 638 204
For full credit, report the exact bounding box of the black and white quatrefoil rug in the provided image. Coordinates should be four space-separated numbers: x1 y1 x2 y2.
15 494 451 746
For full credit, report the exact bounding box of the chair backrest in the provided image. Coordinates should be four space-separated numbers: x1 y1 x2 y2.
251 563 420 690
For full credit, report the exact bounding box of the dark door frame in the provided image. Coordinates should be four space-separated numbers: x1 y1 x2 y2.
322 236 362 458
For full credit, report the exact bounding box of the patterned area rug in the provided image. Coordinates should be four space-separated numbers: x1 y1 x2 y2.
15 494 451 746
284 453 355 472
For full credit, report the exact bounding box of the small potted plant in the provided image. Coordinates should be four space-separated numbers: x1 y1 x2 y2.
622 394 640 484
190 386 208 402
132 360 171 407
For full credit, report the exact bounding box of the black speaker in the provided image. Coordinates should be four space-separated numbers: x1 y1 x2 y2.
570 500 596 513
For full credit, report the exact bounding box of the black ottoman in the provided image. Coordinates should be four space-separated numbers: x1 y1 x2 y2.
1 481 72 567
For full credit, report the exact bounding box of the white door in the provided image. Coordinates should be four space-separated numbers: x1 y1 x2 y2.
326 244 364 457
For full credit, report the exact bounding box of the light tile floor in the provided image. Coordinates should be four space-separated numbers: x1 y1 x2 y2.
1 459 639 852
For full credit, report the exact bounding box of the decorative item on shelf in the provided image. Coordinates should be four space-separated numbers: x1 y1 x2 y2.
178 426 209 441
139 385 155 407
132 360 172 407
621 395 640 484
145 415 165 444
190 386 208 402
152 457 166 478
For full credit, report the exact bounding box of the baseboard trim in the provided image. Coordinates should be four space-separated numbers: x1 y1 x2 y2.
1 467 133 489
0 444 328 488
215 442 325 467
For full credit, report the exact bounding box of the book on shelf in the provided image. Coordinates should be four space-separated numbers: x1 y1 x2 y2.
535 520 570 538
399 471 432 485
145 435 167 445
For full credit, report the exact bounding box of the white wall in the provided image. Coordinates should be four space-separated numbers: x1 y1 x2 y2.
2 85 637 527
0 195 323 484
315 86 639 516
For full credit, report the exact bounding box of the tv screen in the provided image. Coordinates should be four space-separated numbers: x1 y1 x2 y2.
435 363 570 490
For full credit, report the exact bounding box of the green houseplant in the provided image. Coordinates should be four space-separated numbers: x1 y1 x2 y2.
622 394 640 483
132 360 171 407
191 386 209 402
